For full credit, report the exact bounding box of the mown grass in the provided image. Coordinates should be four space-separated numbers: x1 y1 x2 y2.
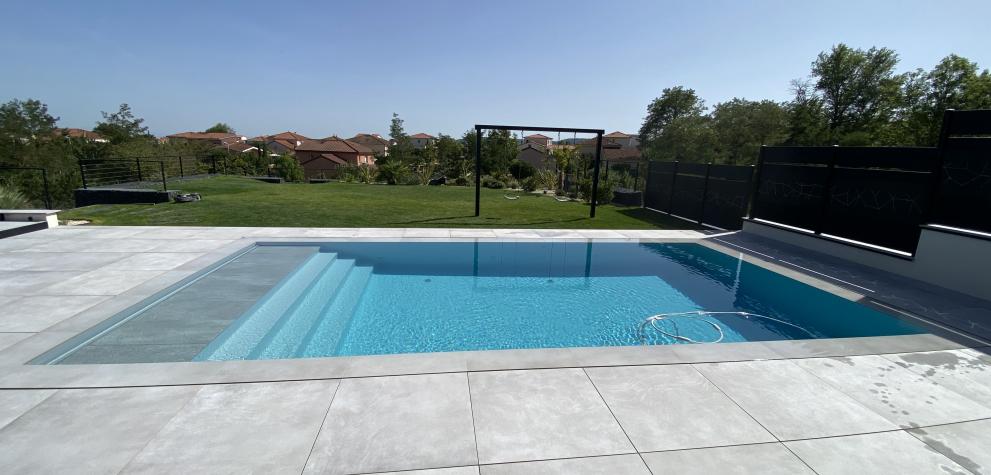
62 176 691 229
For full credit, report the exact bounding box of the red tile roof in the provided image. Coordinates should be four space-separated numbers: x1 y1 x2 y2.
168 132 242 141
60 128 105 140
317 153 348 165
525 133 551 139
410 133 435 139
604 131 633 138
297 138 374 154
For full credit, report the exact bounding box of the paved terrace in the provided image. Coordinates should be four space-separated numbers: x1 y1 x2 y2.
1 226 990 474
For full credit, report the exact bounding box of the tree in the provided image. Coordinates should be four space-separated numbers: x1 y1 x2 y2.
412 140 439 185
809 44 902 142
480 129 517 175
710 98 788 164
204 123 235 134
784 79 831 145
639 86 706 158
94 103 151 144
0 99 58 143
435 133 466 179
387 113 413 163
894 55 991 145
273 155 304 182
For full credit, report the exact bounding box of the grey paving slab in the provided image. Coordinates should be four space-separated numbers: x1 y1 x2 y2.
468 368 634 465
0 295 110 332
793 355 991 428
0 238 45 251
481 454 650 475
304 373 476 475
0 332 32 352
0 270 85 295
585 365 774 452
0 389 55 430
148 239 235 252
884 350 991 408
16 237 165 253
764 334 970 359
0 331 77 365
0 251 130 271
378 468 480 475
908 418 991 475
641 443 814 475
785 431 968 475
102 252 205 270
124 380 337 474
0 386 199 474
37 268 165 296
671 340 781 363
694 359 898 440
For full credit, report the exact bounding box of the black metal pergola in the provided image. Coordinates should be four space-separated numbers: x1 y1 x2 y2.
474 124 605 218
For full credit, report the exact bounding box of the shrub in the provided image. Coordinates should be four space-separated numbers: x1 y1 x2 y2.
273 155 304 182
535 169 557 190
520 176 538 192
508 160 536 180
481 175 505 189
505 178 519 189
0 184 30 208
578 177 616 204
376 160 409 185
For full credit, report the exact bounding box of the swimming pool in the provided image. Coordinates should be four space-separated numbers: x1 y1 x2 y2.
43 241 924 364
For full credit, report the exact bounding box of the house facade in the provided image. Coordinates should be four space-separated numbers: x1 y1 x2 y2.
409 133 435 149
248 131 310 156
523 133 552 148
517 143 553 170
59 128 108 143
295 138 376 178
166 132 246 146
603 131 640 149
348 133 391 156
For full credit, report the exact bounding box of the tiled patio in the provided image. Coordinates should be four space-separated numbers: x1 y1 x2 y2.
1 226 990 474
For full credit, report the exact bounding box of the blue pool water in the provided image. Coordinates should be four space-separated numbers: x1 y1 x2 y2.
193 242 923 361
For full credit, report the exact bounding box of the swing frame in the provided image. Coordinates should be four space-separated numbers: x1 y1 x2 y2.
473 124 605 218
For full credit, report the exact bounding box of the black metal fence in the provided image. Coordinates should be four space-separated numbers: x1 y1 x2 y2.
644 161 754 230
751 146 937 253
643 109 991 255
930 109 991 234
78 155 221 191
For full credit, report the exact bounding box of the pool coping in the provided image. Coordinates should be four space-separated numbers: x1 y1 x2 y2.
1 227 989 389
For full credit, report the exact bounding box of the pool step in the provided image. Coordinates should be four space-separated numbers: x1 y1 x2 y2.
251 258 358 359
194 252 338 361
298 265 373 358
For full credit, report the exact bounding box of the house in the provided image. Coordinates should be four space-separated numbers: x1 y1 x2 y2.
218 142 259 154
409 133 435 149
59 128 108 143
523 133 552 148
295 138 376 178
603 131 640 149
348 133 391 156
166 132 246 146
247 131 310 155
517 142 554 170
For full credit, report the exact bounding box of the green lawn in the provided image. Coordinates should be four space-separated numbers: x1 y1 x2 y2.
62 176 691 229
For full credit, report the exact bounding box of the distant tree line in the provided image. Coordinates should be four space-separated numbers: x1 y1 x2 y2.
639 44 991 164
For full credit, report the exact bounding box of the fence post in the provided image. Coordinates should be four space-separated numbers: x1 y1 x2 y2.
816 145 839 235
160 161 167 192
926 109 954 224
136 158 143 182
178 156 184 178
211 157 217 174
748 146 767 219
668 160 679 213
698 162 712 225
78 160 88 190
40 168 52 209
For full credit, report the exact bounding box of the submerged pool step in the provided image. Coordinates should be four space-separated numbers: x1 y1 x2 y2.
251 258 359 359
194 252 339 361
298 265 373 358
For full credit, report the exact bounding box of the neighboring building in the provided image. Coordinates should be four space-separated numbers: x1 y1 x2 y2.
523 133 552 148
517 142 553 170
218 142 259 154
409 133 435 149
348 133 391 156
166 132 246 146
295 138 376 178
59 128 108 143
247 131 310 155
603 131 640 149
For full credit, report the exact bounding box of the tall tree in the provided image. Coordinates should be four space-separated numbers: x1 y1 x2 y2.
204 122 235 134
0 99 59 143
386 113 412 163
809 44 902 143
94 103 150 144
895 55 991 145
639 86 705 158
710 98 789 164
480 129 517 175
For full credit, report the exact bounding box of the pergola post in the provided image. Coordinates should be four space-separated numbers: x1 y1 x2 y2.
474 126 482 217
590 132 603 218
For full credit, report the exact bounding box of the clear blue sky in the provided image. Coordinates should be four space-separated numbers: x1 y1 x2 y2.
2 0 989 139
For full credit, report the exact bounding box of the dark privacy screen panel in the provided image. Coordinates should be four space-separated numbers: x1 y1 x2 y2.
644 161 753 229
